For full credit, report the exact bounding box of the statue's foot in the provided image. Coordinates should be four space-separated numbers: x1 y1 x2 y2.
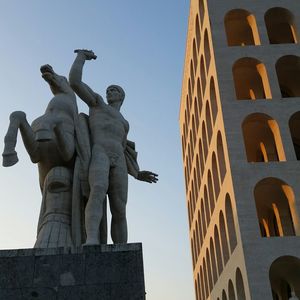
2 151 18 167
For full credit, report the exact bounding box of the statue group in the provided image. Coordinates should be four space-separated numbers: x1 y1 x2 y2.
2 50 158 248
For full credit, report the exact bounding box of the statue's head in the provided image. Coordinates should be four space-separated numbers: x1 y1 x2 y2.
40 64 73 96
106 85 125 106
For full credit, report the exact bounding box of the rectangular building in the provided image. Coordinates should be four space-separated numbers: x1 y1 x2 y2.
180 0 300 299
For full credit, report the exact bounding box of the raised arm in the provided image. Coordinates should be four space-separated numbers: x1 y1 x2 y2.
69 49 103 107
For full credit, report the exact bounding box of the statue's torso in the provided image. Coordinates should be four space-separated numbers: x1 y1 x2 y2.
89 103 129 156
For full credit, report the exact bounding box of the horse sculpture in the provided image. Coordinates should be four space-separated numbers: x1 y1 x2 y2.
2 64 78 190
2 64 98 247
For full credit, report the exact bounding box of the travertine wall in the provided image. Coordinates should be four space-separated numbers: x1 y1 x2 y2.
180 0 300 299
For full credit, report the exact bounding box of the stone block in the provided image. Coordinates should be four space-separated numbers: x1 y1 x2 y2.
0 243 145 300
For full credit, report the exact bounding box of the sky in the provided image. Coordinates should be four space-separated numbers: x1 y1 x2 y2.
0 1 193 299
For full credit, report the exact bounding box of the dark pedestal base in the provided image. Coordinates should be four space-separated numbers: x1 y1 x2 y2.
0 243 145 300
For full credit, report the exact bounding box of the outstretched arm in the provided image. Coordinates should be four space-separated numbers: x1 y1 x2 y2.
69 49 103 107
125 140 158 183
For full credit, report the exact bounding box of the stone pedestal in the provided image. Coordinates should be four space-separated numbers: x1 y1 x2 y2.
0 243 145 300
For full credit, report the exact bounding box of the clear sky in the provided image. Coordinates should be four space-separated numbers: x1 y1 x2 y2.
0 1 193 299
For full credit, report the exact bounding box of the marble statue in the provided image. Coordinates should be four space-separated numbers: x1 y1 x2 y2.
2 54 157 248
2 65 91 248
69 49 158 245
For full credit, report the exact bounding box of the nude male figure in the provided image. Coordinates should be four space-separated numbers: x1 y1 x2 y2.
69 49 158 245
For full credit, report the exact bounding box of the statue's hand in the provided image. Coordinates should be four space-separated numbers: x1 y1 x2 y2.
74 49 97 60
137 171 158 183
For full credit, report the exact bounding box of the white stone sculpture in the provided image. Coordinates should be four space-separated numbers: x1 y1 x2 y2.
35 166 74 248
69 49 158 245
2 65 90 248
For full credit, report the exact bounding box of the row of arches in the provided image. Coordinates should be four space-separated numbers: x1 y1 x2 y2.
225 7 298 46
216 268 247 300
187 131 227 228
233 55 300 100
183 80 220 190
242 112 300 162
182 76 218 160
188 25 211 110
192 195 238 299
254 177 300 238
182 7 214 156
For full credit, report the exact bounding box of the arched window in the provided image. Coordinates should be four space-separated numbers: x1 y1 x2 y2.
194 98 200 130
289 112 300 160
204 186 211 226
206 102 213 143
233 57 272 100
236 268 246 300
198 0 204 26
217 132 227 182
225 9 260 46
195 278 199 300
207 171 215 215
242 113 286 162
200 56 206 93
197 78 203 115
201 199 207 236
190 60 195 91
276 55 300 97
195 220 200 258
225 194 237 252
191 236 195 268
254 178 300 237
206 249 213 292
228 280 236 300
196 155 201 188
222 290 228 300
214 226 223 275
212 152 220 201
198 211 203 247
204 30 211 71
199 139 205 176
269 256 300 299
202 122 208 159
195 15 201 50
193 39 198 72
210 238 218 284
210 78 218 124
197 273 201 300
192 116 196 148
219 211 230 264
188 79 192 109
200 266 205 300
265 7 298 44
203 257 209 298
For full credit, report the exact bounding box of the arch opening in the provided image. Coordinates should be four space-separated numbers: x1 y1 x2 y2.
265 7 298 44
289 112 300 159
270 256 300 299
225 9 260 46
242 113 285 162
233 57 272 100
276 55 300 98
254 178 300 237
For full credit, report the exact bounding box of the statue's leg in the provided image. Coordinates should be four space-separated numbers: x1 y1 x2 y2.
53 123 75 162
3 111 38 166
84 150 110 245
19 117 40 163
108 156 128 244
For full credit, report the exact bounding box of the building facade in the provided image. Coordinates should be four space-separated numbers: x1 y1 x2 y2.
180 0 300 299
